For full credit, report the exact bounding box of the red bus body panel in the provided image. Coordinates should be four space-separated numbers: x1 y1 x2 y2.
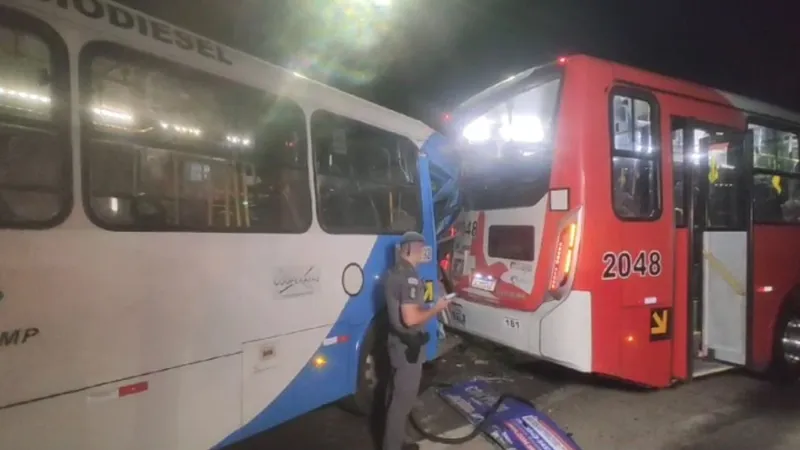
448 54 800 388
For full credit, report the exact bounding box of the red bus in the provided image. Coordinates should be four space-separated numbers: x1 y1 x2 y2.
442 54 800 387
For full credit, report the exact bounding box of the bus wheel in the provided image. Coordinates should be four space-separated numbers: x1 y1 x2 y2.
771 306 800 383
340 323 385 416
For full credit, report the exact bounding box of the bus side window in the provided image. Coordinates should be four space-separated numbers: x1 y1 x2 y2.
672 127 685 227
750 123 800 224
0 19 69 228
81 43 311 233
610 93 661 220
311 110 422 235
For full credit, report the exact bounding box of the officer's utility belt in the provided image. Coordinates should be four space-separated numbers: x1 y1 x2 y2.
389 328 430 364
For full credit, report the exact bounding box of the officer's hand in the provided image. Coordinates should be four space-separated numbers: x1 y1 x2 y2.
435 297 452 311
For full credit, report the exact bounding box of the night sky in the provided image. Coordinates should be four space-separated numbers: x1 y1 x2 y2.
119 0 799 127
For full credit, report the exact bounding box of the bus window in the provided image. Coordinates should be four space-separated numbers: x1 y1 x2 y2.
610 93 661 220
750 123 800 223
699 129 738 228
487 225 534 261
672 127 686 227
751 124 799 172
459 77 561 211
0 21 68 227
81 43 311 232
311 110 421 235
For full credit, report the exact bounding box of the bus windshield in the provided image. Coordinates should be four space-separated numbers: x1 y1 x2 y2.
455 75 562 211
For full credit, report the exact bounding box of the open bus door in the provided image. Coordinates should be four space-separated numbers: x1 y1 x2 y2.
684 124 754 376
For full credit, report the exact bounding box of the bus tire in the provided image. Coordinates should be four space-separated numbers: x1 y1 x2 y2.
770 298 800 384
340 321 386 416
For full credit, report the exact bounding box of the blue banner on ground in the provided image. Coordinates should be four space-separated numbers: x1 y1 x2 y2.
439 381 582 450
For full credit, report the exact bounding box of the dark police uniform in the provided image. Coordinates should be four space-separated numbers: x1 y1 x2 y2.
383 232 429 450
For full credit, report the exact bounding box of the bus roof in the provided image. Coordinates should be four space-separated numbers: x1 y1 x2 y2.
456 54 800 127
6 0 434 143
454 62 556 116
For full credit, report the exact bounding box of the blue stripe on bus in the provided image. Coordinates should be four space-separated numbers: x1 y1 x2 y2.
417 149 441 362
214 138 443 448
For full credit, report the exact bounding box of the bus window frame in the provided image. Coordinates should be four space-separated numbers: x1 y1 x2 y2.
78 40 312 234
608 85 663 222
452 65 564 148
671 117 688 228
309 108 424 236
453 66 565 212
453 64 564 132
0 6 72 230
675 118 748 232
747 116 800 227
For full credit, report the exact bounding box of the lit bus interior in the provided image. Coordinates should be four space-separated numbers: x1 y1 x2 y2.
0 26 61 225
611 95 658 219
750 125 800 223
310 112 421 234
0 25 422 234
84 51 312 232
458 77 560 212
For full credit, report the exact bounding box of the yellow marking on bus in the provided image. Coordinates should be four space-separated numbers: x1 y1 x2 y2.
702 250 745 296
650 308 670 341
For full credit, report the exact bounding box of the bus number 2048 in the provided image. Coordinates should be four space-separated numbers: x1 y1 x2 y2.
601 250 662 280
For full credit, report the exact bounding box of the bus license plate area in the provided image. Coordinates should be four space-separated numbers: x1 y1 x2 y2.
470 276 497 292
450 304 466 325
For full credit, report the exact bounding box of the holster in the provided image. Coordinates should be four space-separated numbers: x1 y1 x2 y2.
390 329 430 364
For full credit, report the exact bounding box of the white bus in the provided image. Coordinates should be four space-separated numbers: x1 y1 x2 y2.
0 0 456 449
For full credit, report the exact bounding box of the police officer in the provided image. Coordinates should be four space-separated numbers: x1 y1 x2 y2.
383 231 451 450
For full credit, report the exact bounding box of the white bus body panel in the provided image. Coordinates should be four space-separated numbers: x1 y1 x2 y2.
0 0 435 448
446 290 593 373
445 194 592 371
0 224 378 449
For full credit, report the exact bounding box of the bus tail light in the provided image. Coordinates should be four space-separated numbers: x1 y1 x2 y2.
549 223 576 289
440 252 451 272
548 208 583 300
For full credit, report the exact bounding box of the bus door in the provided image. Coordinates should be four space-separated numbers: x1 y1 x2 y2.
682 121 753 372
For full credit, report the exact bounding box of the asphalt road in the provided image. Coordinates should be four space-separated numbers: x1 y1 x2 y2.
226 340 566 450
545 370 800 450
228 341 800 450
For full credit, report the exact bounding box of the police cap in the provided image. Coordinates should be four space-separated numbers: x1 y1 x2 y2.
399 231 426 245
